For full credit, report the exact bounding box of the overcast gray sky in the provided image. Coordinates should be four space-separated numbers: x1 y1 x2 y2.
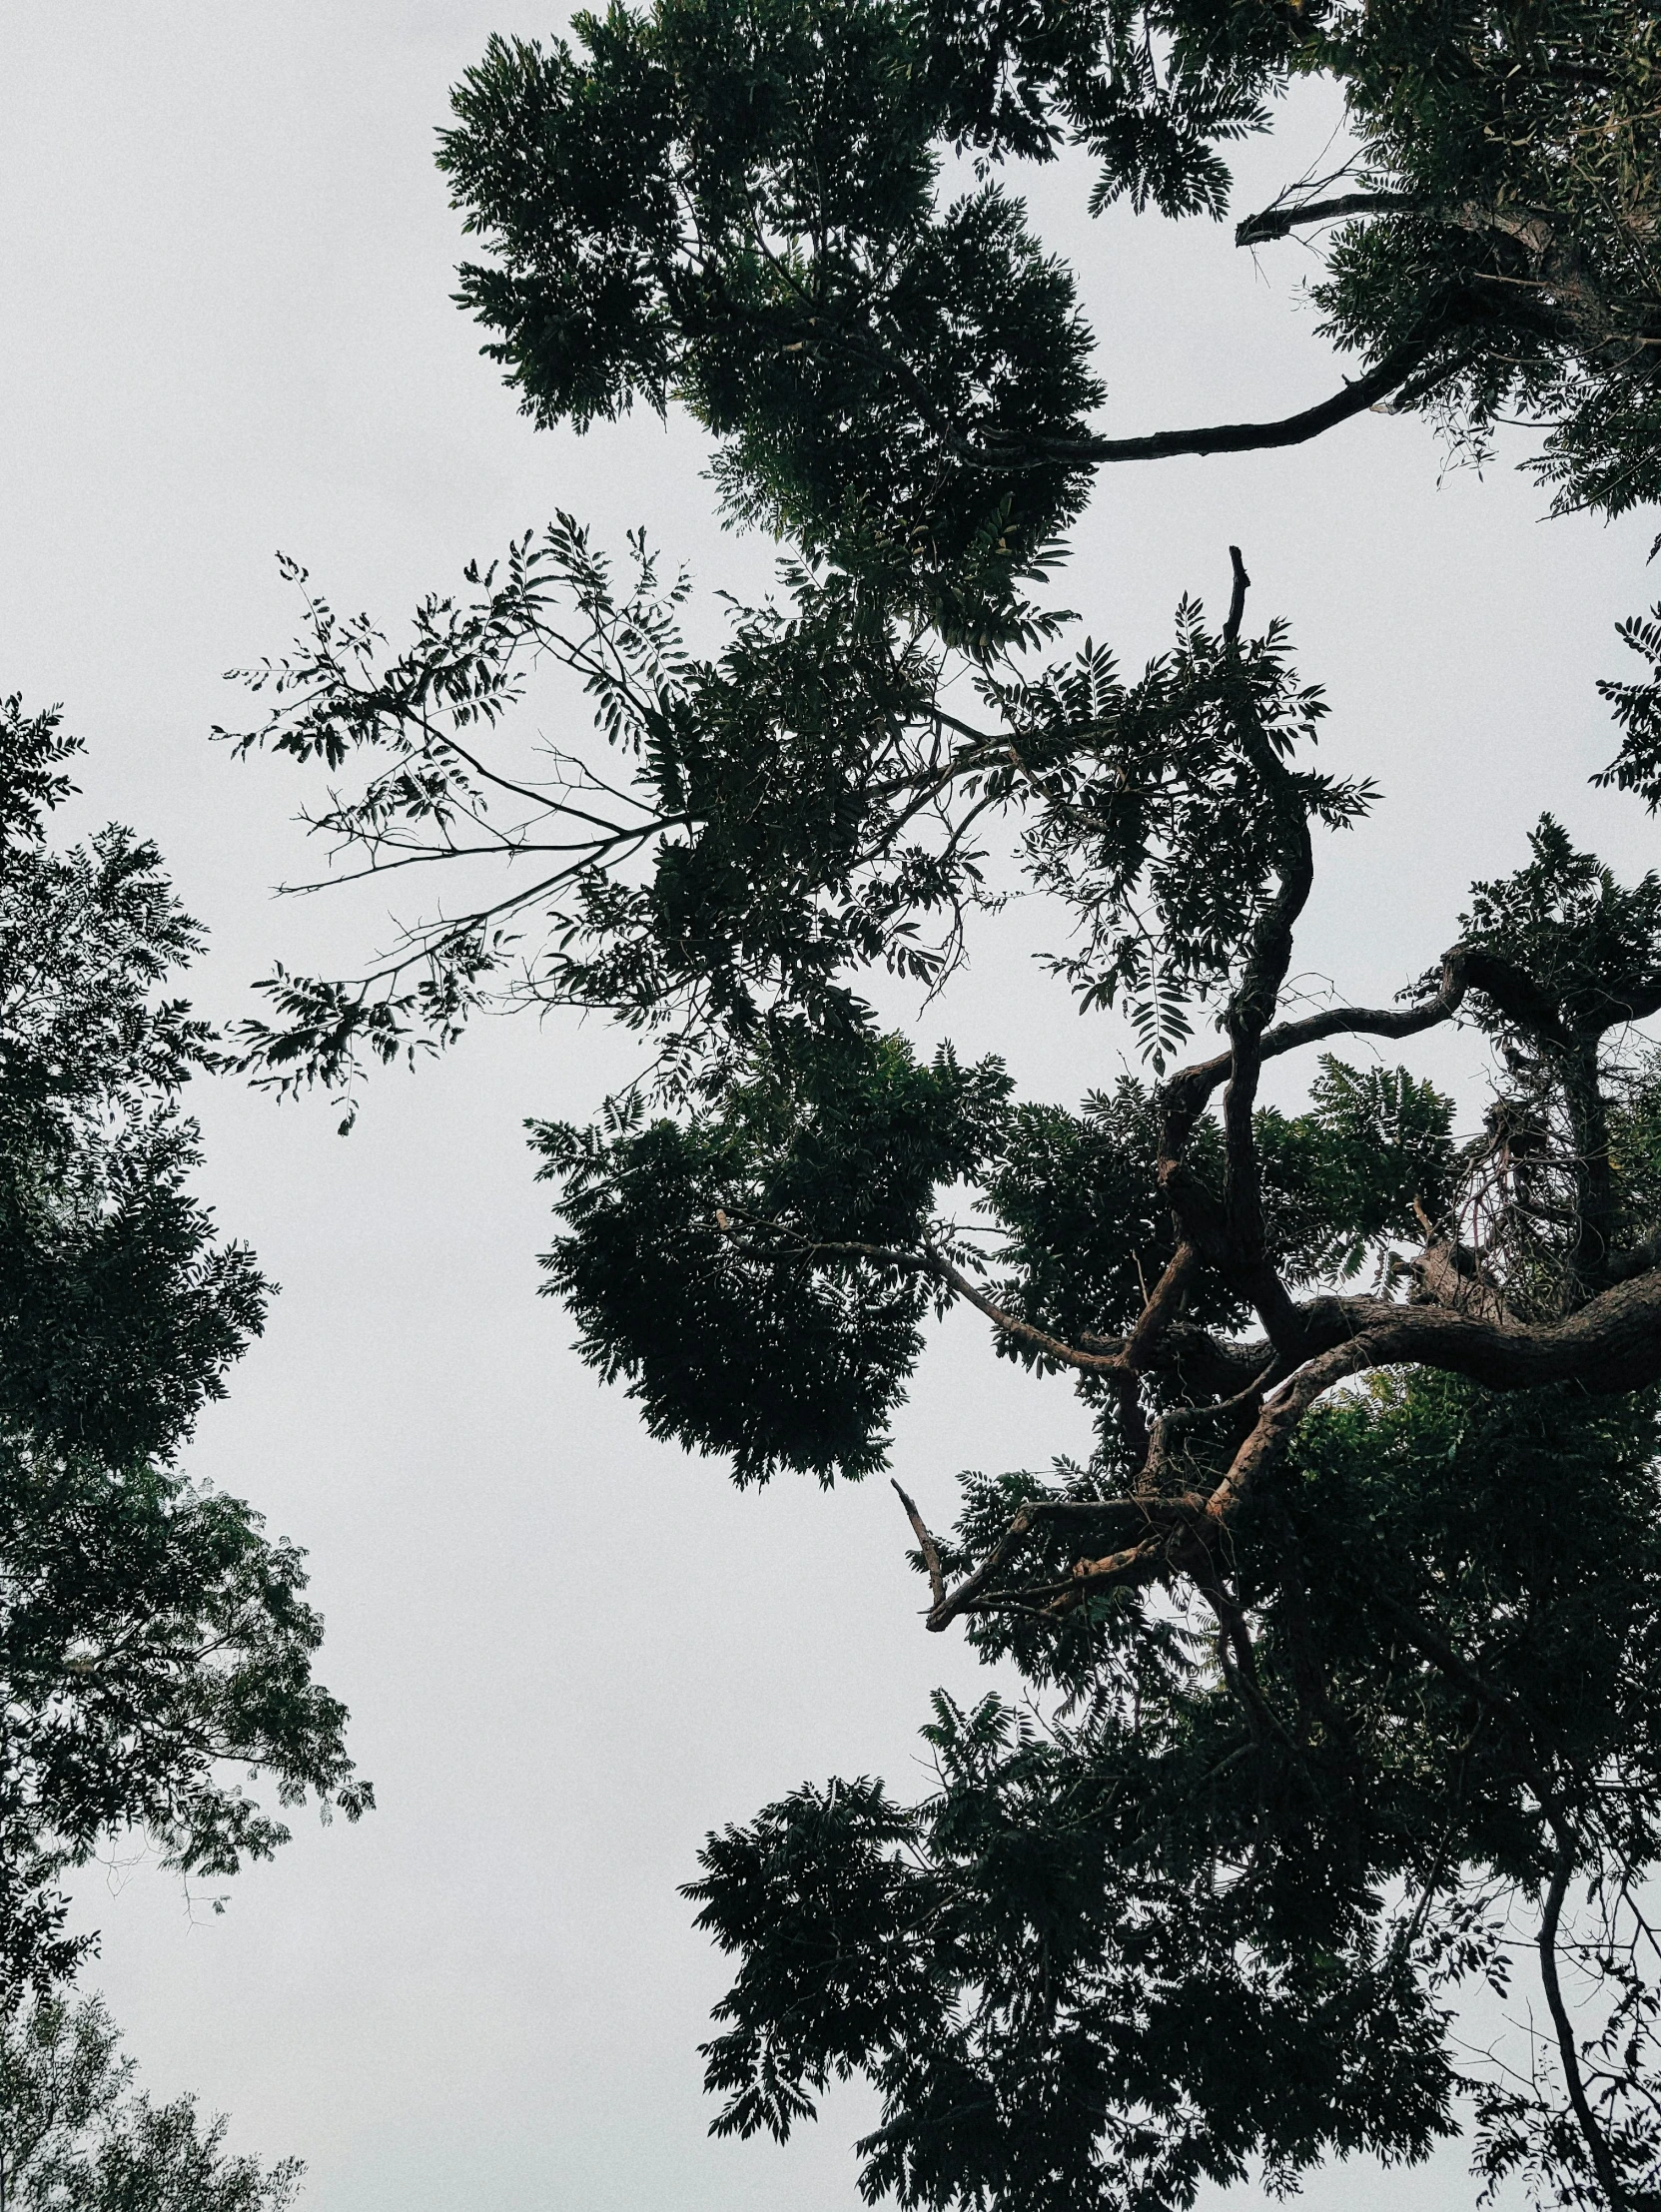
3 8 1656 2208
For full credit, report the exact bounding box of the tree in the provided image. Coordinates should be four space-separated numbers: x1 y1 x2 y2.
0 694 370 1997
213 5 1661 2204
428 0 1661 582
225 519 1661 2204
0 1992 301 2212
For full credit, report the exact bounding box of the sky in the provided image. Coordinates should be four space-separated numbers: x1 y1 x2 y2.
2 8 1656 2208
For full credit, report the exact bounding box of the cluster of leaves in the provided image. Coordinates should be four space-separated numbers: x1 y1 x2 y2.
438 2 1102 595
225 526 1036 1120
0 1443 369 1996
0 703 265 1459
689 1372 1661 2210
226 525 1378 1128
1596 602 1661 813
0 695 367 1997
1460 816 1661 1040
435 0 1661 567
0 1992 301 2211
534 1027 1011 1482
1308 0 1661 520
991 605 1368 1067
1430 818 1661 1311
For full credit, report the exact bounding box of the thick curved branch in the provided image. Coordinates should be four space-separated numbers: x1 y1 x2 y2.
930 1262 1661 1630
1081 1317 1274 1398
818 315 1439 476
1216 547 1314 1347
1195 1338 1373 1534
1066 339 1437 466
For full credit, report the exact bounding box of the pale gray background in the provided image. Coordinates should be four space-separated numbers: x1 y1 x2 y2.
1 7 1653 2207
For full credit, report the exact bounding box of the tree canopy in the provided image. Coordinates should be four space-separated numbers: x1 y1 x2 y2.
216 5 1661 2206
0 1992 301 2212
0 695 369 1999
431 0 1661 582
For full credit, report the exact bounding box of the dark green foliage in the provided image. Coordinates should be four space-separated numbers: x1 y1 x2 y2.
225 532 1368 1109
1304 2 1661 521
224 527 1066 1115
534 1030 1010 1481
1000 606 1368 1066
538 1027 1458 1477
0 1993 301 2211
1598 604 1661 812
1460 816 1661 1039
215 11 1661 2197
983 1083 1209 1356
440 6 1102 587
689 1375 1661 2209
0 698 366 1998
0 1441 369 1996
0 695 266 1460
1256 1057 1456 1284
437 0 1661 564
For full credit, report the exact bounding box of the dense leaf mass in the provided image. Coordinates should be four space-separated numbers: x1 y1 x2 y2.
0 698 366 1996
0 698 266 1460
690 1378 1661 2210
440 2 1103 588
535 1031 1011 1481
987 1056 1456 1368
438 0 1661 551
0 1442 369 1996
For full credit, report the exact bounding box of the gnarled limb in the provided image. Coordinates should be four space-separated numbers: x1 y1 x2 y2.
925 1258 1661 1629
1217 547 1316 1352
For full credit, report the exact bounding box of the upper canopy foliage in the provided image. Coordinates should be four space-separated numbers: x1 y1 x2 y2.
436 0 1661 580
